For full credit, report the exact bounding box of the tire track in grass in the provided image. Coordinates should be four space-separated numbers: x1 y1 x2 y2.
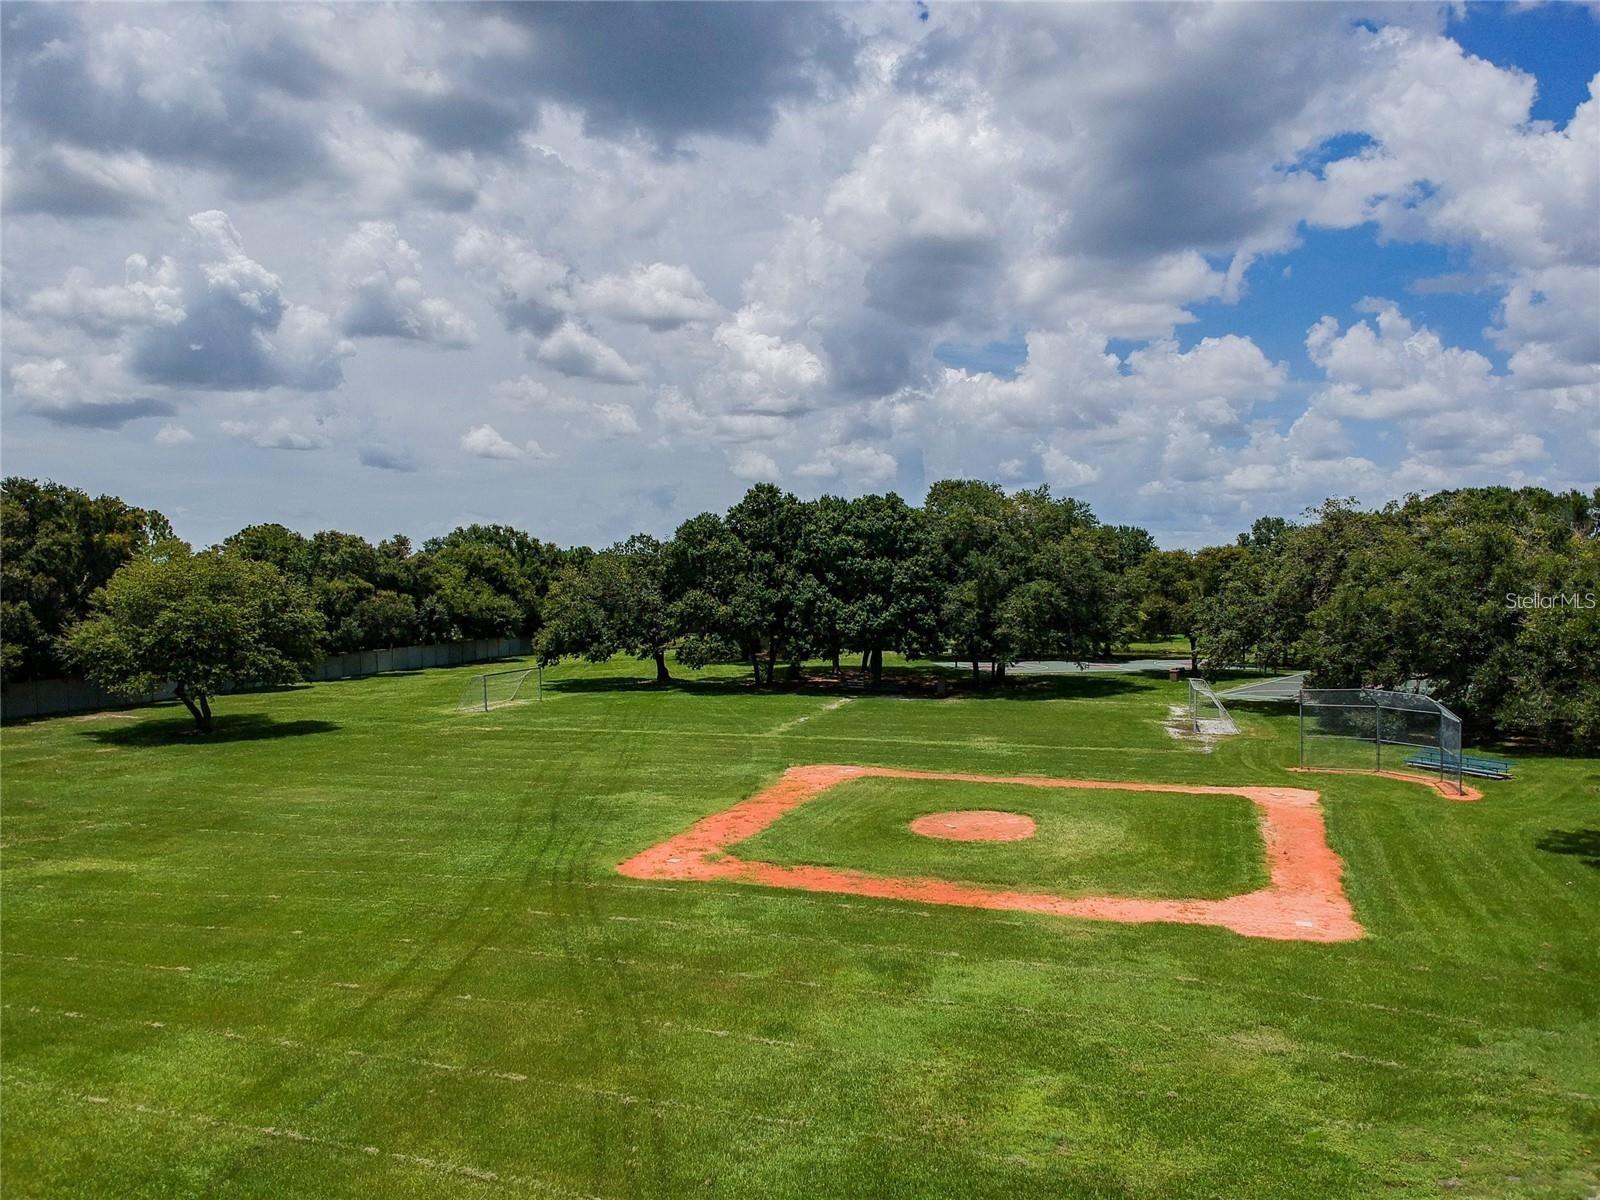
4 1004 809 1126
34 866 1581 990
9 884 1578 1003
9 998 1373 1173
5 876 1548 1028
540 733 678 1198
1 1074 600 1198
2 943 1501 1045
15 902 1561 1017
0 990 1501 1120
209 752 567 1195
0 817 151 850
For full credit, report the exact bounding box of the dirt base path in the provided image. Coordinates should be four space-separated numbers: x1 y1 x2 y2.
1287 767 1483 802
617 765 1364 942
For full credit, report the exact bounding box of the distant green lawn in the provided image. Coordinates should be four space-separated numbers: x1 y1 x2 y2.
1 654 1596 1199
1115 636 1192 658
735 776 1267 899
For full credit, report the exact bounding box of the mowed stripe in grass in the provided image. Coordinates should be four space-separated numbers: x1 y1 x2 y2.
1 654 1596 1198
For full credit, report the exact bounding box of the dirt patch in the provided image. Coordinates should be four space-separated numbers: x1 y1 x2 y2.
618 764 1364 942
910 810 1037 842
770 696 854 735
1165 704 1225 751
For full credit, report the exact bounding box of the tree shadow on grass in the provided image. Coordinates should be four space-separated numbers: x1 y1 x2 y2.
1535 828 1600 870
79 713 341 747
543 667 1140 703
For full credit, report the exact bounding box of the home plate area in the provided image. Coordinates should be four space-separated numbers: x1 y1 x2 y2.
618 764 1363 942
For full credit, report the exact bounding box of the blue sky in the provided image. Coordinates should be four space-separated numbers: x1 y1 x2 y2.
3 2 1595 549
1450 1 1599 125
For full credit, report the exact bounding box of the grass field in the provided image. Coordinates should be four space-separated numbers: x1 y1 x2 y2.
2 656 1596 1198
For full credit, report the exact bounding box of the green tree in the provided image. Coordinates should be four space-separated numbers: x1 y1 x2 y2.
665 511 751 675
1196 550 1271 671
225 526 430 652
924 479 1026 682
306 530 382 586
1 478 173 683
837 493 941 684
794 495 854 673
1106 524 1158 574
424 524 567 603
63 542 321 731
725 483 810 682
1496 536 1600 748
998 532 1119 663
345 590 420 650
538 534 677 682
1236 515 1291 553
415 542 533 640
222 523 312 579
1127 549 1200 668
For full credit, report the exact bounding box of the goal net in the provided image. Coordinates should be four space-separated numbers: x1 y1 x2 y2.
1188 677 1239 736
457 667 536 712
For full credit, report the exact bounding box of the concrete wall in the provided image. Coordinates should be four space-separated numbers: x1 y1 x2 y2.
1 636 532 722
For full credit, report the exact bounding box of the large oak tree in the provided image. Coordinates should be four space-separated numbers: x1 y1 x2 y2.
64 542 322 731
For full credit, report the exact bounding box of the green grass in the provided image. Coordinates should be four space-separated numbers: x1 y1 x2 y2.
734 776 1267 899
1 654 1596 1199
1114 636 1192 658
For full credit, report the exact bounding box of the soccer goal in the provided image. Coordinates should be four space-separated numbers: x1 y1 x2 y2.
1188 677 1239 736
457 667 539 712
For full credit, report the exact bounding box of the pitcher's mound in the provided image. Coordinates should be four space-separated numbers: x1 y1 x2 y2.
910 809 1037 842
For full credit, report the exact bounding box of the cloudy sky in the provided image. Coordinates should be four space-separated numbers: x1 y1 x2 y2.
3 2 1596 549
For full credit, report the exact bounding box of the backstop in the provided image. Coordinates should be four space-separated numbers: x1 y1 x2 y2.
1299 687 1465 795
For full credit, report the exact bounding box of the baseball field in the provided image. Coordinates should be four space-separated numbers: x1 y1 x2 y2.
2 657 1595 1198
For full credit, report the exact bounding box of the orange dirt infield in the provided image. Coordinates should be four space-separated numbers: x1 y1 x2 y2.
910 809 1037 842
616 765 1364 942
1287 767 1483 802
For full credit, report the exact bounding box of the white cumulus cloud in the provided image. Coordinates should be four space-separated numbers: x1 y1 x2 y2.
583 262 720 330
460 423 549 461
526 320 644 385
333 222 476 347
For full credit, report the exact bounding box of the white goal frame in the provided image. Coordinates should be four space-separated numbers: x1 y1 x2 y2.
1188 677 1239 736
457 667 539 712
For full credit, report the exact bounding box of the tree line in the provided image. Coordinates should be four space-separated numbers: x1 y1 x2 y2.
1192 490 1599 750
2 475 1595 748
536 482 1151 687
2 478 579 684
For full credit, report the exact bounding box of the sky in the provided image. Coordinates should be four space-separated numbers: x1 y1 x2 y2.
2 1 1596 550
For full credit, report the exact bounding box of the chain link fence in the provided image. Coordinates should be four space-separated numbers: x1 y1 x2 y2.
1299 687 1464 795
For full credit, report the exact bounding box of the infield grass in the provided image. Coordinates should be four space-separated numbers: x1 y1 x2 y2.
734 775 1268 899
1 655 1596 1199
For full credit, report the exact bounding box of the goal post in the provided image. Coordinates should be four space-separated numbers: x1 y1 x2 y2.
457 667 539 712
1188 677 1239 736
